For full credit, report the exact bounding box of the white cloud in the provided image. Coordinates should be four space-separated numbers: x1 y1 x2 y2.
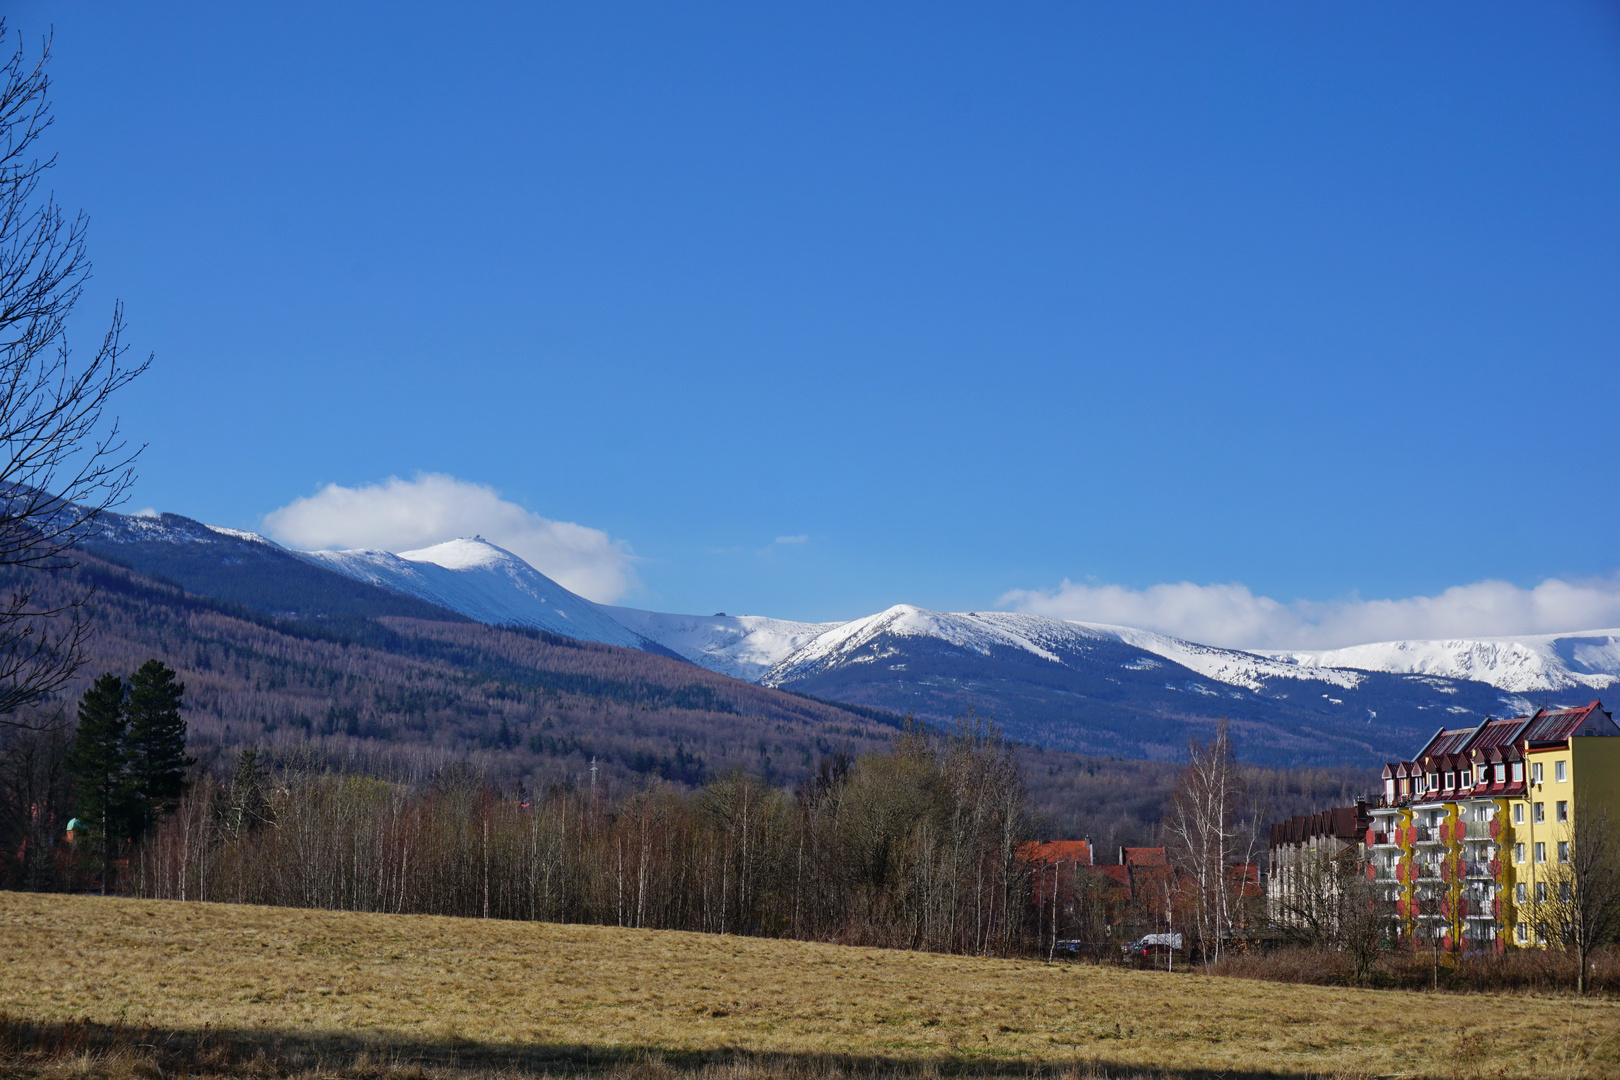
774 534 808 545
997 575 1620 651
263 474 638 603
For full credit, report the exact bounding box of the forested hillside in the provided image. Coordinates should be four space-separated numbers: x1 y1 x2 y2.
4 554 902 790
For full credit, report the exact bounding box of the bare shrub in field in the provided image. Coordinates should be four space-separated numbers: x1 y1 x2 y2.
1207 941 1620 996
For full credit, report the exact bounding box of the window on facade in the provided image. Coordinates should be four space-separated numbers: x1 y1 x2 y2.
1536 881 1548 902
1532 762 1544 784
1445 771 1455 789
1561 882 1572 902
1535 802 1546 823
1557 801 1568 823
1496 764 1506 782
1515 842 1525 863
1512 762 1523 782
1428 773 1439 791
1514 804 1525 824
1536 841 1547 863
1559 841 1569 863
1517 923 1527 942
1516 882 1526 903
1556 761 1567 782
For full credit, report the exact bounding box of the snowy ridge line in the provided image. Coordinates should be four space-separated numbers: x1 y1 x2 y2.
599 606 840 683
300 537 650 650
754 606 1367 692
1264 631 1620 694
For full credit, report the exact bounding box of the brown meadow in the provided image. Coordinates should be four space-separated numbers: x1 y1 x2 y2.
3 893 1619 1079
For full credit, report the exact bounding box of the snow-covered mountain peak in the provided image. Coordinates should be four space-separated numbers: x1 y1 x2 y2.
1267 631 1620 694
301 540 648 649
398 536 516 572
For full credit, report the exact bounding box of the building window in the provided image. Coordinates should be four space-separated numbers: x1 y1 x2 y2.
1516 881 1526 903
1512 762 1524 783
1517 923 1527 942
1428 772 1439 791
1557 801 1568 823
1559 841 1569 863
1445 771 1455 789
1536 881 1548 902
1496 764 1506 782
1555 761 1567 782
1561 882 1572 902
1535 802 1546 823
1532 762 1543 784
1536 842 1547 864
1515 842 1525 863
1513 804 1524 824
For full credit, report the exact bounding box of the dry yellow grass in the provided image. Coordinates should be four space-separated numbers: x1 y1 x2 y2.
2 892 1618 1079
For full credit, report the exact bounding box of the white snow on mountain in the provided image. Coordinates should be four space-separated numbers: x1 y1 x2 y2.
756 605 1366 692
1266 631 1620 694
300 537 649 649
601 607 842 682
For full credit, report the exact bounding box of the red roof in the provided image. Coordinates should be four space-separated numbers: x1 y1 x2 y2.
1020 840 1092 867
1122 846 1166 867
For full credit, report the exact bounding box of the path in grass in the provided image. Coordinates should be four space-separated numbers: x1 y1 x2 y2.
2 892 1616 1078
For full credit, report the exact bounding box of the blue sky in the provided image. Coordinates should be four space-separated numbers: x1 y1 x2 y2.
10 2 1620 641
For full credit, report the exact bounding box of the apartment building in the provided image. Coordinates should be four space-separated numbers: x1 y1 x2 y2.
1266 801 1371 927
1367 700 1620 951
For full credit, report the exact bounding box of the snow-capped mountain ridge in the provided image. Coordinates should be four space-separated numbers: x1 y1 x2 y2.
85 506 1620 702
301 537 651 649
754 605 1366 692
600 606 840 682
1266 632 1620 695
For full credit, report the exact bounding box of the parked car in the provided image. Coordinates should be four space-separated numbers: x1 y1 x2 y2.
1121 933 1182 957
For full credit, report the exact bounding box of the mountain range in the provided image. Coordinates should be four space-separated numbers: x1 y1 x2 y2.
79 508 1620 767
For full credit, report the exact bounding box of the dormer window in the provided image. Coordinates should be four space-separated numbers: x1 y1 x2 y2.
1511 762 1523 783
1428 773 1439 791
1445 771 1455 789
1495 764 1505 782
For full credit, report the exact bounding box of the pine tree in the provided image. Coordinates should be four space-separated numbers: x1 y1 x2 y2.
124 659 192 837
65 673 129 894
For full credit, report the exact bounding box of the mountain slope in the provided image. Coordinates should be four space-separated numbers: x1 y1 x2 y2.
755 605 1515 767
302 538 654 651
601 607 841 681
81 511 471 623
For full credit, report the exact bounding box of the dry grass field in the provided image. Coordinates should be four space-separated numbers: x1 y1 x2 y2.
2 893 1618 1080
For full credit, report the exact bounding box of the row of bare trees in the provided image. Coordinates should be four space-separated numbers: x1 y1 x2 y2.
122 717 1036 954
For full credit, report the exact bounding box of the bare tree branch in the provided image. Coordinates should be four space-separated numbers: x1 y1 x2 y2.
0 23 147 728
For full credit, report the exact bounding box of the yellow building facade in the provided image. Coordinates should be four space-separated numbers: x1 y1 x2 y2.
1366 702 1620 951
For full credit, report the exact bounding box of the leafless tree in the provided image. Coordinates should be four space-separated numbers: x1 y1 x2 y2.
1531 794 1620 995
0 24 147 726
1164 720 1256 965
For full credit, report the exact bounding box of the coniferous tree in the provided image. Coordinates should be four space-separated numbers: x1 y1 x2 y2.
65 673 128 893
124 659 191 837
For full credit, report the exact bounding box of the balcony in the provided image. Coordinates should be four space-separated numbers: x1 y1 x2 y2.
1463 820 1496 840
1368 864 1399 881
1412 826 1443 845
1463 860 1494 879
